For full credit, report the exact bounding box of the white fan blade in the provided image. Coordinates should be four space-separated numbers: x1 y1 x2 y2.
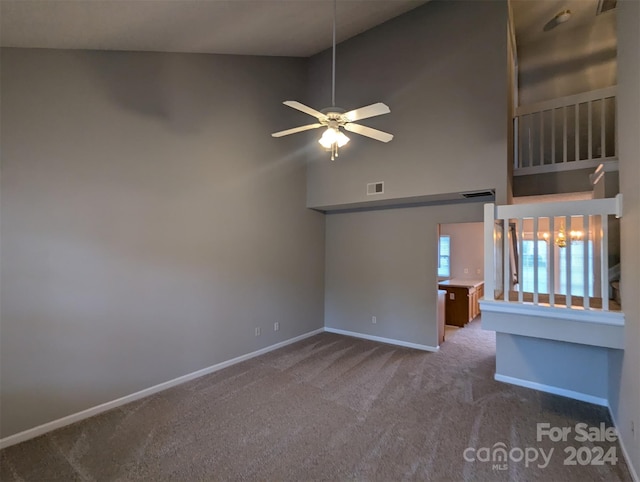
343 102 390 122
344 123 394 143
283 101 327 120
272 123 324 137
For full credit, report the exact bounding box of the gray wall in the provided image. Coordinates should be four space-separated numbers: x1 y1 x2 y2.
609 0 640 475
440 222 484 280
518 10 617 105
305 0 509 209
513 168 599 197
325 202 484 348
0 48 325 438
496 334 609 400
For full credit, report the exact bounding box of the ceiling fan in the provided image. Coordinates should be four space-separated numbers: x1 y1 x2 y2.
271 0 394 160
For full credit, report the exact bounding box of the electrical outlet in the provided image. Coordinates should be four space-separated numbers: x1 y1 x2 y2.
464 268 469 274
632 420 636 440
372 316 377 324
255 327 261 337
273 322 279 331
476 268 481 275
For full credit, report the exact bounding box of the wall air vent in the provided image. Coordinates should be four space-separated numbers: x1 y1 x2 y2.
596 0 617 15
461 190 495 199
367 182 384 195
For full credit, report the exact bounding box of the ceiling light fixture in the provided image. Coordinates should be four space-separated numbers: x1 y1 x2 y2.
556 220 567 247
319 127 350 150
271 0 393 161
554 9 572 24
555 219 584 248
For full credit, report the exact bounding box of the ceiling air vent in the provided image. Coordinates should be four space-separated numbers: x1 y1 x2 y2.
596 0 617 15
461 190 495 199
367 182 384 195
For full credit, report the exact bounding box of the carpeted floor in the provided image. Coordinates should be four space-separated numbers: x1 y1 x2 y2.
0 320 633 481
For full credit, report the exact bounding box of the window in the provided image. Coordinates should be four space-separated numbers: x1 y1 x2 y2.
521 240 548 293
438 235 450 278
558 241 594 297
519 239 594 298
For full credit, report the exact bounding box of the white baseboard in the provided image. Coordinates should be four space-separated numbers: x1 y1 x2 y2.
0 328 324 450
608 406 640 482
324 327 439 352
496 374 639 479
494 373 609 407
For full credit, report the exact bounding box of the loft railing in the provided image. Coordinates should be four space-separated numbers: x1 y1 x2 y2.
514 86 617 175
483 194 623 312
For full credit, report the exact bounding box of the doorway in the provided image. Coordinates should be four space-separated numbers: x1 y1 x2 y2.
436 222 484 343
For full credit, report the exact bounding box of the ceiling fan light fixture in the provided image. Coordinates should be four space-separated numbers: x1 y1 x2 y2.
319 127 349 149
271 0 393 159
337 131 350 147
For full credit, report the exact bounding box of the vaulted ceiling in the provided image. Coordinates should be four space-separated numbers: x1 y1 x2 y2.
0 0 428 57
1 1 617 59
511 0 615 47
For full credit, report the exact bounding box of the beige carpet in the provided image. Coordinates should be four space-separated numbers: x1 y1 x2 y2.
0 320 633 481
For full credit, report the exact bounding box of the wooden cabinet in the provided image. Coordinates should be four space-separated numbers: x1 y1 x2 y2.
438 280 484 327
442 286 471 327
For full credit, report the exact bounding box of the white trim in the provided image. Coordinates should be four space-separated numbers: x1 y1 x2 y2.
609 406 640 482
324 327 439 352
483 203 496 300
515 86 617 117
503 371 640 478
0 328 324 450
514 159 618 176
495 193 623 219
480 299 625 326
494 373 608 407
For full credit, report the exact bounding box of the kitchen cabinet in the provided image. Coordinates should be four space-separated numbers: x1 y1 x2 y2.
438 279 484 327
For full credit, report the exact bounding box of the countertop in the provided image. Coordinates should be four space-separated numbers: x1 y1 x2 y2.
438 278 484 289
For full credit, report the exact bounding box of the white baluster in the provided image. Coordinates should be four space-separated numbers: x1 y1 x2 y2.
601 215 609 311
533 217 539 305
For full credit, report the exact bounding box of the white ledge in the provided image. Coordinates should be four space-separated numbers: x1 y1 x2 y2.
479 299 625 326
480 300 624 349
